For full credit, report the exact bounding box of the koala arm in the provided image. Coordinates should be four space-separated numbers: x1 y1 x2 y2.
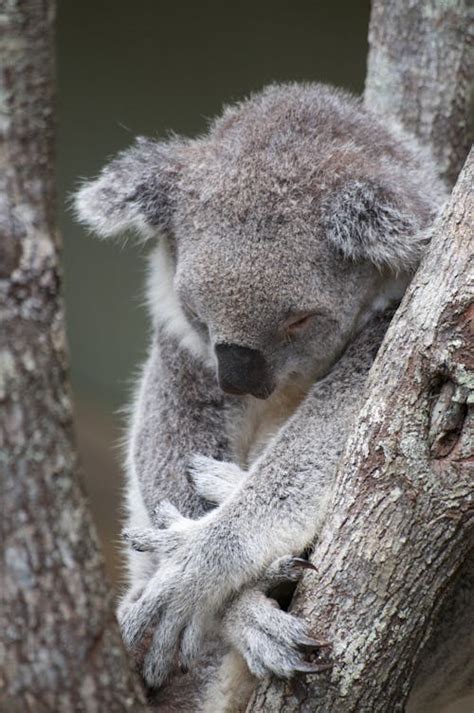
127 328 232 521
121 312 390 686
195 311 389 568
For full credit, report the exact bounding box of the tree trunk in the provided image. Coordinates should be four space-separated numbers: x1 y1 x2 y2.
0 2 145 710
250 2 473 711
249 150 473 712
364 0 473 188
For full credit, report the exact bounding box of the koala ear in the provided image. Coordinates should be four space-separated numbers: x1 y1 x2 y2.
320 179 430 273
74 137 184 240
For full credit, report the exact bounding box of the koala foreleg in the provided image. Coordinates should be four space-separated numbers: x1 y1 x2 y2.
119 330 239 695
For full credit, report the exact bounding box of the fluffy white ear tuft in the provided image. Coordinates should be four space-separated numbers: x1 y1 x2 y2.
321 179 433 273
74 137 184 240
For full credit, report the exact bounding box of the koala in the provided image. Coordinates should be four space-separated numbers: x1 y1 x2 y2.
75 83 471 712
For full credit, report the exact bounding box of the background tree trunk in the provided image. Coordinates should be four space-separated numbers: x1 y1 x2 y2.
364 0 473 188
250 2 473 711
0 2 145 710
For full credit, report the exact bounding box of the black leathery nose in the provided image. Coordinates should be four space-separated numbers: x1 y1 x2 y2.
215 343 273 399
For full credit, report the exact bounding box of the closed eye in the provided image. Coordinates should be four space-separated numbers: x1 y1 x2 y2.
284 312 317 334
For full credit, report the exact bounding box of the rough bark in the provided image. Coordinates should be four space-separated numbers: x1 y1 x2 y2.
249 151 473 712
364 0 473 188
0 2 145 711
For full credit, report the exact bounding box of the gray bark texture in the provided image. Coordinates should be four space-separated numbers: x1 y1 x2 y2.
365 0 473 188
0 2 145 711
249 150 473 712
249 2 474 710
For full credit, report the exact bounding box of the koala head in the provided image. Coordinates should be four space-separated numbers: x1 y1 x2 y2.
75 83 445 399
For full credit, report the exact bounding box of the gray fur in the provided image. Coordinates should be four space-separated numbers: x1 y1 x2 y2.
75 137 184 239
74 83 466 711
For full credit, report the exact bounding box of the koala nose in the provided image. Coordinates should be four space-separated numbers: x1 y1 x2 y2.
215 343 275 399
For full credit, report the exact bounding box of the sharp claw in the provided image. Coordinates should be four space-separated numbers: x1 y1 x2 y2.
294 661 333 674
292 557 317 572
298 635 332 650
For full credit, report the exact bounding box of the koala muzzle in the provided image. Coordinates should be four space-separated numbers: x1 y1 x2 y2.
215 343 275 399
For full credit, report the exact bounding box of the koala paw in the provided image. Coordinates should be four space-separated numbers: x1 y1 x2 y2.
119 500 237 689
224 588 332 679
188 454 247 505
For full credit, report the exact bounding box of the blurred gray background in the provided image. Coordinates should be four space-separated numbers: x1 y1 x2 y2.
57 0 370 586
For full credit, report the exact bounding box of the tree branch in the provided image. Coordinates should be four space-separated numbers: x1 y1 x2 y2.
364 0 473 187
0 2 145 710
